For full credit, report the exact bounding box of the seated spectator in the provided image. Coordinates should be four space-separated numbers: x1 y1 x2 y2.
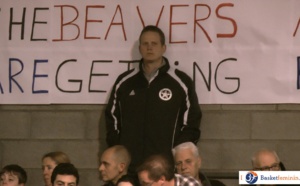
51 163 79 186
42 151 71 186
0 164 27 186
116 174 139 186
251 148 281 171
137 154 201 186
251 148 300 186
99 145 131 186
172 142 219 186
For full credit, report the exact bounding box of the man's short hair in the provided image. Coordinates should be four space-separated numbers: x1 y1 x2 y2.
172 142 199 158
0 164 27 184
111 145 131 167
139 25 166 45
51 163 79 185
136 154 174 181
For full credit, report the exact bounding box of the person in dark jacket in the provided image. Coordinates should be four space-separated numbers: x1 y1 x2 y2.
251 148 300 186
172 142 214 186
105 25 202 172
99 145 131 186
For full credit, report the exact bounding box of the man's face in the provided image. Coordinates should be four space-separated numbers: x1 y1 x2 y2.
139 31 166 64
174 148 201 179
53 175 77 186
0 173 23 186
99 150 121 184
254 152 280 171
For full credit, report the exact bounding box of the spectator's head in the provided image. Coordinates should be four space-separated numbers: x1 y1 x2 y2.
0 164 27 186
252 149 281 171
116 174 139 186
137 154 175 186
51 163 79 186
99 145 131 184
172 142 201 181
42 151 71 186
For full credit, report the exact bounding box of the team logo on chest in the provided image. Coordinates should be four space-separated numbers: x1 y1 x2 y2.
159 88 172 101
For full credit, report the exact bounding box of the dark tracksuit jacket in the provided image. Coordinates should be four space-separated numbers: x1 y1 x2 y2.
105 57 202 171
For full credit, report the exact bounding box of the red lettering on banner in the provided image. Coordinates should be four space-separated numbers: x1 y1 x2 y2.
293 18 300 37
52 5 80 41
6 3 238 43
194 4 212 43
215 3 237 38
105 5 127 40
169 5 188 44
193 3 237 43
136 6 164 28
84 5 104 39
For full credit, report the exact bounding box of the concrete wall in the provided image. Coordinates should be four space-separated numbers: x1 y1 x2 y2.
0 104 300 186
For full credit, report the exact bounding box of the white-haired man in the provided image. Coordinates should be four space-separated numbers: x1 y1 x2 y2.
172 142 213 186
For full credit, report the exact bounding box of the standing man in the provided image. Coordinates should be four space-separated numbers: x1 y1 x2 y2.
105 25 202 171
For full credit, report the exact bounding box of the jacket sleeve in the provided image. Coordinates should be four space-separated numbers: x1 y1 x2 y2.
105 79 121 146
174 70 202 146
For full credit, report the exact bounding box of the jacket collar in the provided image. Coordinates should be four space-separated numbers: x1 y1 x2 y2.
139 56 170 75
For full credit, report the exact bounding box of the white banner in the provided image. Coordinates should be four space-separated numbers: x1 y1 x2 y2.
0 0 300 104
